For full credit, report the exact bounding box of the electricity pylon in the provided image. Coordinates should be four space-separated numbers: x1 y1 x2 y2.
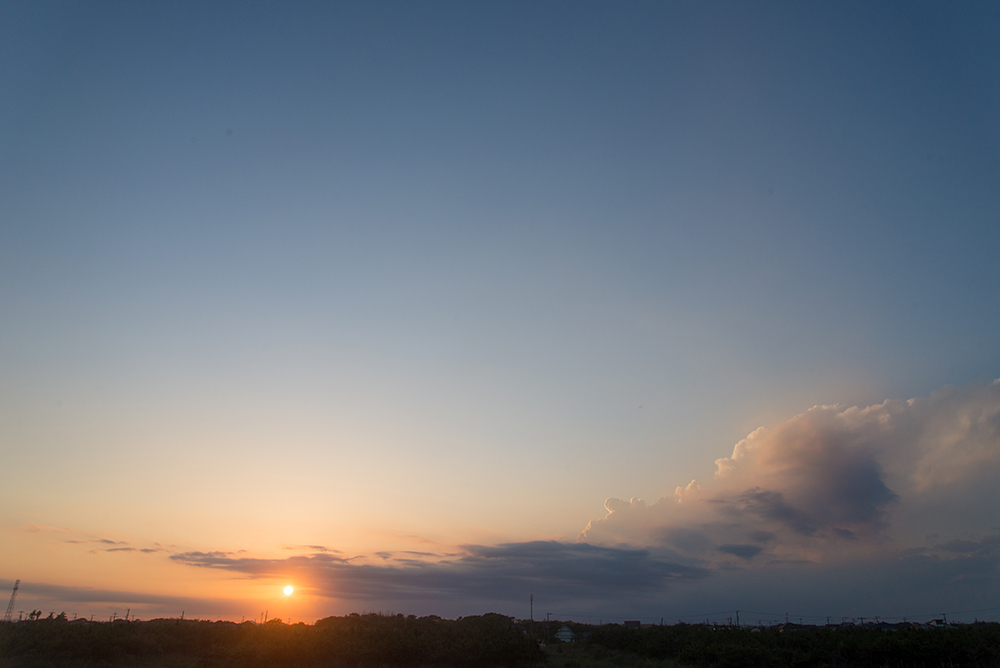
4 580 19 622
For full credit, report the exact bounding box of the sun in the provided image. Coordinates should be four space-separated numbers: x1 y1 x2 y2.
283 585 293 596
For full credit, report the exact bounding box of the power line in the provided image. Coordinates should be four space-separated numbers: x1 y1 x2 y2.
516 604 1000 627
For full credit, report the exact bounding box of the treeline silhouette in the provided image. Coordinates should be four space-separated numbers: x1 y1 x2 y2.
0 613 543 667
4 614 1000 667
581 621 1000 667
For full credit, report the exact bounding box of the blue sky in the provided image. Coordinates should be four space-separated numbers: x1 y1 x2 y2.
2 1 999 623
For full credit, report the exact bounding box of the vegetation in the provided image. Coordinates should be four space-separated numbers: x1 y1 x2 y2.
0 613 542 667
567 621 1000 668
3 615 1000 668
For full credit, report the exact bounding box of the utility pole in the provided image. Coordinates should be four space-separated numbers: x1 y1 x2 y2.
529 594 533 637
4 580 19 622
735 610 739 627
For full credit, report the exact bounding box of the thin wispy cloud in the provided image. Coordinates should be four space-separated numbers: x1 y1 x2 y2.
283 545 342 553
59 534 165 554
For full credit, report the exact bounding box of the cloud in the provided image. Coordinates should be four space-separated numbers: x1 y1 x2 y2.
170 540 708 614
61 537 167 555
21 531 1000 623
19 582 199 607
151 379 1000 620
283 545 342 553
717 544 762 560
25 379 1000 622
582 379 1000 565
23 524 75 534
161 532 1000 621
66 538 129 546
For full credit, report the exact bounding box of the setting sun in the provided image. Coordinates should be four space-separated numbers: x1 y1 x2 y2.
283 586 293 596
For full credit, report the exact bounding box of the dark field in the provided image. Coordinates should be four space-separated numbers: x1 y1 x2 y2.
3 614 999 668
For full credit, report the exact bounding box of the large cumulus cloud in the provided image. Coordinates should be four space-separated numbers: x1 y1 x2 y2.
582 380 1000 564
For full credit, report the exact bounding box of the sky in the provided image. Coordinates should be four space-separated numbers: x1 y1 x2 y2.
1 0 999 625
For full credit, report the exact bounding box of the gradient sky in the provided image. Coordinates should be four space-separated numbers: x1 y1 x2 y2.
2 1 1000 624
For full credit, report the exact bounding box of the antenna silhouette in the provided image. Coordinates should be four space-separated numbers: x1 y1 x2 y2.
4 580 19 622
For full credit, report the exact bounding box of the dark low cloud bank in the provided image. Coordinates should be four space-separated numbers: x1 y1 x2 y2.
14 530 1000 622
668 534 1000 623
171 541 708 614
164 532 1000 620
